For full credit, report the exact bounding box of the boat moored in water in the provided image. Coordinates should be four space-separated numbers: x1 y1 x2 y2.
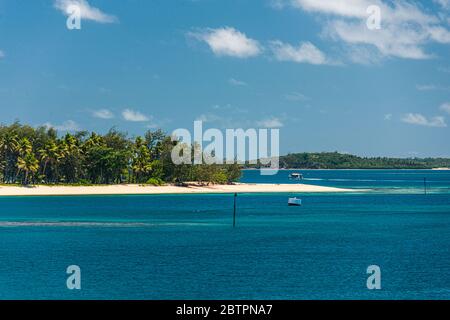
288 197 302 206
289 172 303 180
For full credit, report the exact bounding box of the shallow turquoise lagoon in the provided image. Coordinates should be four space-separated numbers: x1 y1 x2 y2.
0 170 449 299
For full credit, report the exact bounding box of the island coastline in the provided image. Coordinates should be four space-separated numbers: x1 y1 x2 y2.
0 183 360 197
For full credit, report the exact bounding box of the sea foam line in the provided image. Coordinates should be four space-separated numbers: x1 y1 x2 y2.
0 221 216 228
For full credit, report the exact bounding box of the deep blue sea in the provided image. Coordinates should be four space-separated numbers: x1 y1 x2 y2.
0 170 449 299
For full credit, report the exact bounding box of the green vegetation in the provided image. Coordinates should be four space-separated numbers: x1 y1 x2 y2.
275 152 450 169
0 122 241 186
3 122 447 186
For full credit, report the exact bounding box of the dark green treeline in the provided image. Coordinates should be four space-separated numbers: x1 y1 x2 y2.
0 122 241 185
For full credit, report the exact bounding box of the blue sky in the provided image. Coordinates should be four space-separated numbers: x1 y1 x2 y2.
0 0 449 157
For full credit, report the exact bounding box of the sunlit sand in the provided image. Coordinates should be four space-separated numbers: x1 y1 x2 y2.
0 183 358 196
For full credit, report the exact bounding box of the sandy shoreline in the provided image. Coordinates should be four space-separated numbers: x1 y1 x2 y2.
0 183 358 196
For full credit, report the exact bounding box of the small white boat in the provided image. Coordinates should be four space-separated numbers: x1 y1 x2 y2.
288 197 302 206
289 173 303 180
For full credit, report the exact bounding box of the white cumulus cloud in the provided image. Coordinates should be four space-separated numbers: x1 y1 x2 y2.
44 120 80 132
285 0 450 61
292 0 371 18
54 0 118 23
440 102 450 114
92 109 114 119
195 113 221 123
189 27 262 58
270 41 328 65
434 0 450 10
122 109 150 122
228 78 247 86
416 84 439 91
401 113 447 127
257 117 284 128
416 84 450 91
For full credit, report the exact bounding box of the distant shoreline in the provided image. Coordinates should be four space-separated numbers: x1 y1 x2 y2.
0 183 359 197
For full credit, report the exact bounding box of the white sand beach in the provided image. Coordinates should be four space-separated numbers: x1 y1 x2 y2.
0 183 358 196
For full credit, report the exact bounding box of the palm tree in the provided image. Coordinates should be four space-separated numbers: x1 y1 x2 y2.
84 133 104 150
0 132 18 155
38 141 61 182
17 153 39 185
14 137 34 183
132 153 153 182
132 137 153 183
63 134 79 155
60 133 82 182
0 132 18 183
16 137 32 156
83 133 106 183
38 147 50 176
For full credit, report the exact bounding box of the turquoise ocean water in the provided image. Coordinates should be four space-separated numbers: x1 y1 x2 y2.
0 170 449 299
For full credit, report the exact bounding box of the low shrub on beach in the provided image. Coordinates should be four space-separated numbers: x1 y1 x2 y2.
145 178 164 186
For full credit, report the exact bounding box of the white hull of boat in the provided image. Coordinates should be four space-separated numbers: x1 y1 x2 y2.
288 197 302 206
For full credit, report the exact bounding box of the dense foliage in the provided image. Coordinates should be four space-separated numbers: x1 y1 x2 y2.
276 152 450 169
0 122 241 185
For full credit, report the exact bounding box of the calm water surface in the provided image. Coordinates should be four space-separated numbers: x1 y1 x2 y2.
0 170 449 299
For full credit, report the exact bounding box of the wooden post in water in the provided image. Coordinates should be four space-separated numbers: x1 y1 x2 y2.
233 193 237 228
424 177 427 195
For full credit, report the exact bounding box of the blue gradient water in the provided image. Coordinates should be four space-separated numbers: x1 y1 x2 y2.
241 169 450 193
0 170 449 299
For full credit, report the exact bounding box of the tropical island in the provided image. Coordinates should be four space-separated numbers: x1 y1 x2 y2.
0 122 448 196
0 122 356 195
254 152 450 170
